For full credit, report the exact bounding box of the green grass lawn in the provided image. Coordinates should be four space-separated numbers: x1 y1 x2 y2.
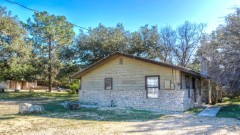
38 95 163 121
0 91 162 121
217 97 240 119
42 102 162 121
185 107 204 114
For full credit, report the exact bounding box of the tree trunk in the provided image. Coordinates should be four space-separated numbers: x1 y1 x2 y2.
15 80 17 90
48 37 52 92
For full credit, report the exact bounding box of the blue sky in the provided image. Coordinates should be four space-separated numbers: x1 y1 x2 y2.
1 0 239 33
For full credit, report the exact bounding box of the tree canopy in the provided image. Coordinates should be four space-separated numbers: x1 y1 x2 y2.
0 6 34 81
25 11 75 92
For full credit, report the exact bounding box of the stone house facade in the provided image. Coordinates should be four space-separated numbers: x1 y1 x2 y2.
72 52 210 111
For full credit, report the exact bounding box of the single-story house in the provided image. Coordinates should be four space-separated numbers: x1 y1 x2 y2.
0 80 36 90
72 52 216 111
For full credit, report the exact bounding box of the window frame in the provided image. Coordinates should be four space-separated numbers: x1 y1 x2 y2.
105 78 113 90
145 75 160 98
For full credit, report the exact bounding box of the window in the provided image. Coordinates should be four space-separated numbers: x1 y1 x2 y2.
145 75 160 98
105 78 112 90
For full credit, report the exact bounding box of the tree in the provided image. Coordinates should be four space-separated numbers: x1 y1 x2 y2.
26 12 75 92
196 8 240 96
159 26 176 63
57 45 81 85
0 6 34 81
130 25 161 59
213 8 240 96
74 23 130 67
74 24 164 67
173 21 206 67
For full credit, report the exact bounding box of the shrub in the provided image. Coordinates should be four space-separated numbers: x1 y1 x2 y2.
68 83 80 94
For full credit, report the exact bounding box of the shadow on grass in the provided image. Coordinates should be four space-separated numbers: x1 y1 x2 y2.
0 92 79 106
0 116 16 120
0 92 78 101
22 100 163 122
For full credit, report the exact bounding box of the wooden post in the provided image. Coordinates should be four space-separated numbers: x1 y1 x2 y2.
216 84 219 104
208 79 212 104
220 85 223 101
200 78 203 96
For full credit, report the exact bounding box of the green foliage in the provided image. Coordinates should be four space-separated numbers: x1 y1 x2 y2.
56 62 80 85
221 97 240 104
25 11 75 91
0 6 35 81
70 83 79 91
73 23 164 67
73 22 205 68
67 82 80 94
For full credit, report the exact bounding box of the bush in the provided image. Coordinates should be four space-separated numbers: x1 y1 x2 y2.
68 83 80 94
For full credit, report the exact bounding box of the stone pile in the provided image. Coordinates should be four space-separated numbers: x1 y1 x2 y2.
62 102 80 110
19 103 44 114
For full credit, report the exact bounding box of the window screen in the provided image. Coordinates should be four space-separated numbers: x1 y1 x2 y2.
105 78 112 90
145 76 160 98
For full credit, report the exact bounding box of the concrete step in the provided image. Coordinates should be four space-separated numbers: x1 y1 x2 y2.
198 106 221 117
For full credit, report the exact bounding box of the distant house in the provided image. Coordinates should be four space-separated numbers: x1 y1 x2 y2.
72 52 215 111
0 80 36 90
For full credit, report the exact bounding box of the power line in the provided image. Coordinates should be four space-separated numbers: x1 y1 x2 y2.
5 0 38 12
4 0 90 31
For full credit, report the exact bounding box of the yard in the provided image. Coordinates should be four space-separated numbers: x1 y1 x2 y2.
217 97 240 119
0 91 240 135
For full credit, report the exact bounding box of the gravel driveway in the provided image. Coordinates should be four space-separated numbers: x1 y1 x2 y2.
0 104 240 135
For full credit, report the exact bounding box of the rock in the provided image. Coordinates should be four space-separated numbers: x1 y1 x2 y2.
62 102 80 110
15 89 20 92
19 103 44 114
0 88 4 93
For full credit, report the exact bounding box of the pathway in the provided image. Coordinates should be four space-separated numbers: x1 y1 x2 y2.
198 106 221 117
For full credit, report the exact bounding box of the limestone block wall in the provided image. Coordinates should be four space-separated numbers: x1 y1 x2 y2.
182 89 195 110
79 89 195 111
